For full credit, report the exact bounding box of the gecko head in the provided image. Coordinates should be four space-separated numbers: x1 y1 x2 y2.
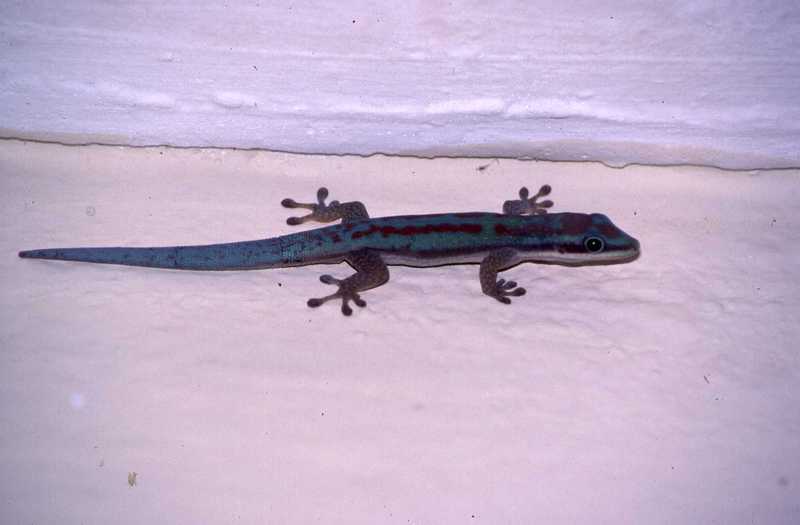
539 213 641 265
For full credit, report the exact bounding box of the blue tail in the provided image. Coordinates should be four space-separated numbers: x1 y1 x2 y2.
18 238 289 270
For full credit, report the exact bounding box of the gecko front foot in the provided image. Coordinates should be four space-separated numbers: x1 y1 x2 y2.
307 274 367 316
488 278 526 304
502 185 553 215
282 187 342 225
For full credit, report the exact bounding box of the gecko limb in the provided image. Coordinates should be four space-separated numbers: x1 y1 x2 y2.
502 185 553 216
282 187 369 225
306 249 389 316
480 249 526 304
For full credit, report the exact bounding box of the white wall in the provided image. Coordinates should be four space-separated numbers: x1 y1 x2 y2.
1 1 798 168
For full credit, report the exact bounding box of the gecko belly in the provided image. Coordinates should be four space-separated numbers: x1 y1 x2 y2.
379 250 493 267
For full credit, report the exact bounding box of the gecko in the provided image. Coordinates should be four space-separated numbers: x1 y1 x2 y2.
19 185 640 316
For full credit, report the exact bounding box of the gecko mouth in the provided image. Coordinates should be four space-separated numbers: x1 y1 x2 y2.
588 237 641 264
589 238 641 265
534 237 641 266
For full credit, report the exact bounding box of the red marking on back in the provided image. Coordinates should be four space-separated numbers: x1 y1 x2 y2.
351 223 481 239
495 223 513 235
597 223 620 238
351 225 379 239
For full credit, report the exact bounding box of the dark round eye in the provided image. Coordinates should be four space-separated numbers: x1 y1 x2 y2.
584 236 605 253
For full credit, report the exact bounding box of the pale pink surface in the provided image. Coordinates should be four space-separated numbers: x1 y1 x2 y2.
1 141 798 523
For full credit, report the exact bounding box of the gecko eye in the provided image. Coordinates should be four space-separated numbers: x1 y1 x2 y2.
584 236 605 253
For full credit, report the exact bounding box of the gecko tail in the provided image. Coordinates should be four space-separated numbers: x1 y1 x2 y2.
20 249 76 259
18 239 287 270
19 246 211 269
19 248 140 263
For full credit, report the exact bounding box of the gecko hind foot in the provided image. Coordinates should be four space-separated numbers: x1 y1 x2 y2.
306 274 367 316
490 279 526 304
282 187 341 225
502 185 553 215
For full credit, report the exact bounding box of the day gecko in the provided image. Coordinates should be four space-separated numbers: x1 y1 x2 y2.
19 185 640 315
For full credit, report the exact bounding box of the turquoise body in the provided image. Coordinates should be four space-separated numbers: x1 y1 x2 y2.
18 212 640 270
19 183 641 315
